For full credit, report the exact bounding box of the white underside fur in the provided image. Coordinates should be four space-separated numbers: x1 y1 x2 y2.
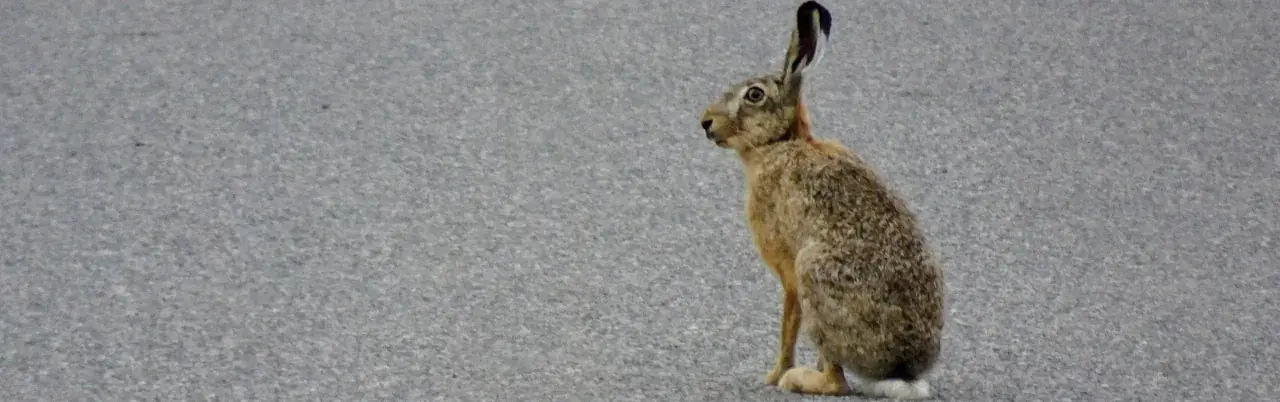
855 377 932 400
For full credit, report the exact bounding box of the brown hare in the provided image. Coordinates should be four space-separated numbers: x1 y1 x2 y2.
698 1 945 399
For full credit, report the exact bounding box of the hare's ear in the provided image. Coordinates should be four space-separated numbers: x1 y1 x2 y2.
780 1 832 95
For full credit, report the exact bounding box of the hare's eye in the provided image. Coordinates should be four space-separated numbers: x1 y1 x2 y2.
744 87 766 103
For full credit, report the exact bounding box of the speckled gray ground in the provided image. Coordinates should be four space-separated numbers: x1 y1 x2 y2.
2 0 1278 401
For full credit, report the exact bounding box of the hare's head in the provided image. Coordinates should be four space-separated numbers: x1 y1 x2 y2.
700 1 832 151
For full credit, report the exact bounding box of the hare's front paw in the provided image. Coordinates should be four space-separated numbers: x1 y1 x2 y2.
765 365 787 385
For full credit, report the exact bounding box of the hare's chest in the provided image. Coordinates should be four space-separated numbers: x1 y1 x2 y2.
744 194 769 231
745 193 784 247
744 184 793 243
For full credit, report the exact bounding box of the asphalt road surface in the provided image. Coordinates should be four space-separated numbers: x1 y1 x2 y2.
3 1 1278 400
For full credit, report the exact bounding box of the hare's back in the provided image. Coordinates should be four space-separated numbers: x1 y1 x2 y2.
792 152 922 242
790 151 942 302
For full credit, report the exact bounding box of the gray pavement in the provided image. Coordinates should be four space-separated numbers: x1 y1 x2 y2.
2 0 1278 400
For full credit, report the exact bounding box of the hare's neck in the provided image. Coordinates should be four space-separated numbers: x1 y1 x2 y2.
791 100 815 142
735 140 797 171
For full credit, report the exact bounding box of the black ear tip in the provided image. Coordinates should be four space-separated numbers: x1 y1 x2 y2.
796 1 833 35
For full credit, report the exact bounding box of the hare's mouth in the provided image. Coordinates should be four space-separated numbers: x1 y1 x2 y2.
706 131 728 147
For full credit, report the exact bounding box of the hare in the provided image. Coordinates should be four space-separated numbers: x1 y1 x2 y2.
697 1 945 399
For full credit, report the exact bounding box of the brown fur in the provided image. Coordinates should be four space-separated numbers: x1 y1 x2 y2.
698 2 945 398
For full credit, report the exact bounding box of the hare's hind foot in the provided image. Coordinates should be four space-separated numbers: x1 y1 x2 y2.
776 361 850 396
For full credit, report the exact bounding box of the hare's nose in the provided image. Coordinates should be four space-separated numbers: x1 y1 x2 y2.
701 119 714 137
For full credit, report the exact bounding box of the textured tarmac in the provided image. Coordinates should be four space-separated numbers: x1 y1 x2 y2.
2 0 1278 400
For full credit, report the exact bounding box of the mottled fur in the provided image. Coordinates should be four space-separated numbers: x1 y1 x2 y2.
699 2 945 399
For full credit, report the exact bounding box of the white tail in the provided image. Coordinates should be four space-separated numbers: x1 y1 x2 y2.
859 378 932 400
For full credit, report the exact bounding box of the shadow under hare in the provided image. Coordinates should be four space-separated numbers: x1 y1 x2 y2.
698 1 945 399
